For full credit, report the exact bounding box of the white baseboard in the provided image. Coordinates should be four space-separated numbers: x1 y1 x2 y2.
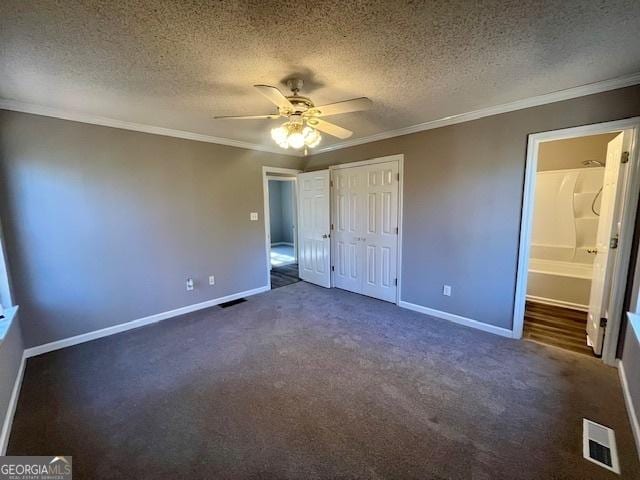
399 301 514 338
0 352 26 455
24 285 269 358
526 295 588 312
618 360 640 461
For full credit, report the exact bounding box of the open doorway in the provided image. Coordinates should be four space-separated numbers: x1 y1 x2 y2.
514 118 640 364
263 167 301 290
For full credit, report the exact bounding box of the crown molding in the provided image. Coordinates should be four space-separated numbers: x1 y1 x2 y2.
0 99 304 157
2 72 639 158
312 72 640 154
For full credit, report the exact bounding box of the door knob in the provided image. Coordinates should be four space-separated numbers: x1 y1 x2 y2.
322 234 329 239
587 248 598 254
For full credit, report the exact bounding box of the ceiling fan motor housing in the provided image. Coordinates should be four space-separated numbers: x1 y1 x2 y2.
289 113 304 125
284 96 314 115
286 78 304 94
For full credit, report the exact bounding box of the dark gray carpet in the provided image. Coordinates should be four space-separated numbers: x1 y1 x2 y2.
8 282 640 479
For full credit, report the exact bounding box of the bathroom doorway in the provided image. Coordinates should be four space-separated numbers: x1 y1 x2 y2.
514 118 640 364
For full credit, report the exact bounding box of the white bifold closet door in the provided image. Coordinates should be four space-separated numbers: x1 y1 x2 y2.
333 161 399 302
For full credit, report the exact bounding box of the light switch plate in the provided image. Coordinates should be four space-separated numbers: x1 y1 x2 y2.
443 285 452 296
209 275 215 285
186 278 194 291
250 212 258 221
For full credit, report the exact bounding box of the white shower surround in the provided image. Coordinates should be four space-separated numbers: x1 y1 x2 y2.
527 167 604 310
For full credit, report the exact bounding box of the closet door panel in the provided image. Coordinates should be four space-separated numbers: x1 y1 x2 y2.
333 168 365 294
361 162 399 302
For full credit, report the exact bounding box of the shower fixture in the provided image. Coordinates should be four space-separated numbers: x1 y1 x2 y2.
581 160 605 216
582 160 604 167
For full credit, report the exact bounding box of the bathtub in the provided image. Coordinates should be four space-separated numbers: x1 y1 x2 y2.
527 253 593 311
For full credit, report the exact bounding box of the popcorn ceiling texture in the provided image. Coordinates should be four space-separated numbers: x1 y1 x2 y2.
1 0 640 148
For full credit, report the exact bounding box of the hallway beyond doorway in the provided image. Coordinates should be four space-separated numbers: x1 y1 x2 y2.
271 245 295 266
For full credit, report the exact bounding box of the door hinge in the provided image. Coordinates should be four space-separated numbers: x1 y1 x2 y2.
397 173 400 181
600 317 607 328
330 180 334 187
610 234 619 249
331 266 335 272
331 223 334 230
394 278 398 286
621 151 629 164
395 227 399 234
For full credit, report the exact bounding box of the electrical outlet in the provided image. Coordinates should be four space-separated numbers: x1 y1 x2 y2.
443 285 452 296
250 212 258 221
186 278 194 291
209 275 215 286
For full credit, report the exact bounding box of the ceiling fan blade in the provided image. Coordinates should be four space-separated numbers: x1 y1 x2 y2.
254 85 294 112
213 114 280 120
306 97 372 117
308 118 353 139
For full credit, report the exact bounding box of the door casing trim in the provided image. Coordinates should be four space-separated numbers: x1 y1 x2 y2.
262 166 301 289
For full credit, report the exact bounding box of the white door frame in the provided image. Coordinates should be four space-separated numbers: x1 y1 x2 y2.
513 117 640 365
329 154 405 305
262 166 302 289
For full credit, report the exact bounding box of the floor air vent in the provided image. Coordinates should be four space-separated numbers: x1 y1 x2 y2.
583 419 620 474
219 298 247 308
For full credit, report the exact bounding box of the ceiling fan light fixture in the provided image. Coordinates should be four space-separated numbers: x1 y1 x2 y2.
271 125 288 145
288 132 305 149
270 121 322 150
303 126 321 148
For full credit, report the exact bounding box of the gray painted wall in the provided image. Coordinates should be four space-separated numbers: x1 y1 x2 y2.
0 110 303 348
280 181 294 244
1 86 639 343
268 180 284 244
0 311 24 451
306 85 640 330
268 180 294 245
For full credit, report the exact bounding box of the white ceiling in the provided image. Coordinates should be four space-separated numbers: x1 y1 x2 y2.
2 0 640 152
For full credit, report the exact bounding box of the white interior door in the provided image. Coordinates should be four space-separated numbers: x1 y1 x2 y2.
297 170 331 288
333 167 365 294
362 162 399 302
587 133 626 354
332 160 399 302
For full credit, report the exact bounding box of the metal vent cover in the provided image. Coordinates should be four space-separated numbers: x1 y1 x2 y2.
219 298 247 308
583 419 620 474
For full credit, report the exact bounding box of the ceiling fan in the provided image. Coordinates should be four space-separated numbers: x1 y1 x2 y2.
214 78 372 152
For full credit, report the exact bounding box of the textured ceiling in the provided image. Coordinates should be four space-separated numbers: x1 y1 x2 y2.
2 0 640 151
